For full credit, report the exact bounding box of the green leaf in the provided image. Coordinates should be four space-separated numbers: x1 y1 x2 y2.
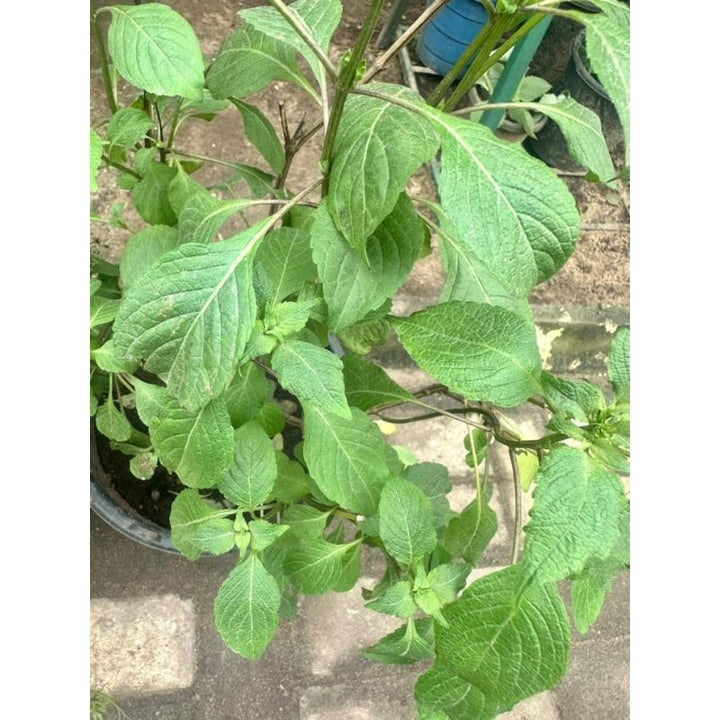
570 0 630 158
422 565 571 717
213 163 276 198
167 162 205 216
342 354 414 411
92 338 139 374
365 617 435 665
263 299 316 341
178 188 254 244
90 128 103 193
311 193 424 331
273 452 311 503
241 0 342 85
392 302 542 406
332 540 363 592
441 493 497 565
423 562 472 605
114 224 264 411
271 340 351 418
327 84 439 251
90 295 120 328
283 505 331 538
534 95 616 185
285 537 360 594
366 580 417 618
337 316 390 355
429 110 579 294
523 445 625 584
107 108 154 150
517 450 540 492
95 399 133 442
254 227 317 306
106 3 204 100
224 362 274 427
379 476 437 566
302 406 391 515
607 327 630 401
249 519 289 552
219 420 277 509
541 371 606 422
404 463 453 530
129 451 158 480
119 225 180 289
230 99 285 174
206 24 317 102
169 488 235 560
256 402 286 437
132 162 178 226
214 554 281 659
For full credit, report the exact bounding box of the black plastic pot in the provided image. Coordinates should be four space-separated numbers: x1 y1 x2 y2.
529 29 624 172
90 425 180 554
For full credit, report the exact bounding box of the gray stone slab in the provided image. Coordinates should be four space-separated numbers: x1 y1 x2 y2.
90 595 196 697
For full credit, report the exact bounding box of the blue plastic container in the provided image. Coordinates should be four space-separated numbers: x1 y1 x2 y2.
417 0 492 76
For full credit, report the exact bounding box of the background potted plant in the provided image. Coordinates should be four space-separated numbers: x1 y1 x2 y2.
90 0 630 716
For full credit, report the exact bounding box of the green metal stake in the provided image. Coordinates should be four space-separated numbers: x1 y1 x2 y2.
480 14 553 131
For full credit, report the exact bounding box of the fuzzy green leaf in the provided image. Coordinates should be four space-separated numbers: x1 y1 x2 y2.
131 162 178 226
366 580 418 618
311 194 424 331
541 371 606 422
241 0 342 85
283 505 332 539
230 99 285 174
106 3 204 99
365 617 435 666
92 339 139 374
248 519 289 552
142 391 234 489
95 399 133 443
223 362 274 428
607 327 630 401
219 420 277 509
337 316 390 355
214 554 281 660
119 225 180 289
302 406 391 515
254 227 317 306
328 84 439 251
178 188 254 244
392 302 542 406
424 562 472 605
404 463 453 530
114 225 264 411
273 452 311 503
90 128 103 192
430 110 579 294
107 108 154 150
570 0 630 158
206 24 317 102
169 489 235 560
379 476 437 566
271 340 351 418
421 565 571 717
441 494 497 565
524 445 625 584
285 537 360 594
129 451 158 480
342 354 414 411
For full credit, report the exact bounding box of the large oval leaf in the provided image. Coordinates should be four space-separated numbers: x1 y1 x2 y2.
106 3 204 100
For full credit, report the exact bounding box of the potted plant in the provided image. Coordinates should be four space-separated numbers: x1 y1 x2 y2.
90 1 630 717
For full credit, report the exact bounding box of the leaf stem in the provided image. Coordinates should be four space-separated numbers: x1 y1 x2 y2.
509 448 522 565
165 98 184 153
265 0 338 81
319 0 385 193
363 0 452 82
91 10 118 114
101 154 142 179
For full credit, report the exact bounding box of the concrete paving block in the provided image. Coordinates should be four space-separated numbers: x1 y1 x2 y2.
90 595 196 697
299 674 421 720
499 691 561 720
297 578 403 678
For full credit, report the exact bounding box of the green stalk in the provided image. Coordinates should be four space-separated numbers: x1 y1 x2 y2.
91 10 117 114
320 0 385 194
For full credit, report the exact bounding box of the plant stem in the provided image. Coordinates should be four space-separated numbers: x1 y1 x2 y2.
363 0 451 82
101 154 142 179
509 448 522 565
165 98 183 152
266 0 338 81
154 102 167 162
91 10 118 115
465 400 487 496
320 0 385 193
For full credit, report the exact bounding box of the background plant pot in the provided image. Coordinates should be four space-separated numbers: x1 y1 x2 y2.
90 424 180 554
496 112 548 143
417 0 491 76
529 29 624 172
